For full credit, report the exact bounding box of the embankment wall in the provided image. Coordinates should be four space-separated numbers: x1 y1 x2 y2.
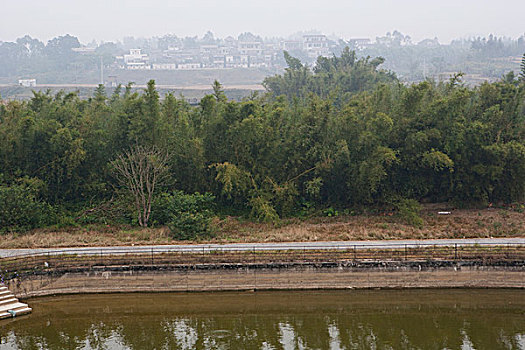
6 261 525 299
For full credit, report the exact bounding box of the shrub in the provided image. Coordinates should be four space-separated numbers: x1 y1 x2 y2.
0 178 54 232
75 196 135 225
153 191 215 240
249 195 279 223
392 198 424 227
323 207 339 217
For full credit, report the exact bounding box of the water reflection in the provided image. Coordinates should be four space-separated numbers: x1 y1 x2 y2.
1 290 524 349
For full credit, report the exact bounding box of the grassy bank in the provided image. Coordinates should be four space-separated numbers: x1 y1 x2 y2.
1 207 523 249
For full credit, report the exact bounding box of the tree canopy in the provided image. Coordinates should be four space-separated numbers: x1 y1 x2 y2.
1 50 525 232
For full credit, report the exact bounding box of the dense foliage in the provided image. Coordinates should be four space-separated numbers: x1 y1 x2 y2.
153 191 216 240
263 48 397 101
0 177 54 232
1 50 524 233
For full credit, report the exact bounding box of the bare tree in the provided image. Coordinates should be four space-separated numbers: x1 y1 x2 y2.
111 145 169 227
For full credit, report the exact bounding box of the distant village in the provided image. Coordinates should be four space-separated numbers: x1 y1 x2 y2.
108 33 345 71
67 32 378 72
5 30 523 90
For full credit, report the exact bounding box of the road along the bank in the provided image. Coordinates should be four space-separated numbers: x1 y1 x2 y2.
1 237 524 298
0 237 524 258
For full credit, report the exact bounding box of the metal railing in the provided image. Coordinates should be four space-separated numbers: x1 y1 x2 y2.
1 242 524 280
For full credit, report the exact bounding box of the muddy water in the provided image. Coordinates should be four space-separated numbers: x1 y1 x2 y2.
0 290 524 349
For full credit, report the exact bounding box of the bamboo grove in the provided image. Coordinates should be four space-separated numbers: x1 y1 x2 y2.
1 49 525 232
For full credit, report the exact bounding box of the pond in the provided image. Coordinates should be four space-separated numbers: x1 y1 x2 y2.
1 289 524 349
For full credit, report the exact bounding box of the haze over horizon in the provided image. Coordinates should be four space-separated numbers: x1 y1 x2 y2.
2 0 525 44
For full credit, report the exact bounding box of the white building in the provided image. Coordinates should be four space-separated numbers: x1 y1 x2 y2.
348 38 371 50
225 55 249 68
152 63 177 70
200 45 219 54
212 56 226 67
280 40 302 51
123 49 150 69
238 41 263 56
303 35 330 58
18 79 36 87
177 63 201 70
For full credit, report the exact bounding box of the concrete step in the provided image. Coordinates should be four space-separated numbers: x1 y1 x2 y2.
0 294 16 304
0 295 12 302
0 290 12 298
14 307 32 316
0 286 32 319
0 307 32 320
0 302 28 314
10 304 31 313
0 298 18 306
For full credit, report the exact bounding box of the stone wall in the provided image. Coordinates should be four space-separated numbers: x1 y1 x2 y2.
7 261 525 299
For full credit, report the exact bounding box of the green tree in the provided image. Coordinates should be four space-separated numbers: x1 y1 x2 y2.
212 80 227 102
520 53 525 81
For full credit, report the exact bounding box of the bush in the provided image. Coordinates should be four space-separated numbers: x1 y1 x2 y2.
152 191 215 240
249 195 279 223
392 198 424 227
0 178 55 232
169 211 214 240
75 196 136 226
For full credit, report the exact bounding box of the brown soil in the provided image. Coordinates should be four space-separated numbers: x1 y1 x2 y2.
1 207 523 249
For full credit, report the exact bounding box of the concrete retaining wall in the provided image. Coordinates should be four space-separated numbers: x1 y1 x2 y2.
7 261 525 299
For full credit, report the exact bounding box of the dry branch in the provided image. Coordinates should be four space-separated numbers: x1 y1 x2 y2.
111 145 169 227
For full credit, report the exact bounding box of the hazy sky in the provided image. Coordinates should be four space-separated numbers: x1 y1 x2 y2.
2 0 524 44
